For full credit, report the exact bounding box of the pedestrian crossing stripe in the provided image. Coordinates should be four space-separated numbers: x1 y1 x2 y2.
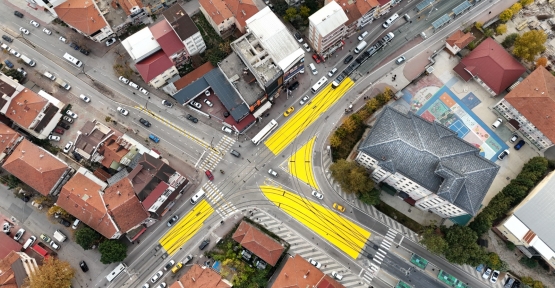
378 248 387 255
373 259 382 265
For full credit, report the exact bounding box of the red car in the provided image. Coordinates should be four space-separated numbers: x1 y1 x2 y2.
205 170 214 181
312 54 321 64
53 128 64 134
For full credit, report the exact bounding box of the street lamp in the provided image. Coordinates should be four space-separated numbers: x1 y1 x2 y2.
426 6 438 21
145 96 151 111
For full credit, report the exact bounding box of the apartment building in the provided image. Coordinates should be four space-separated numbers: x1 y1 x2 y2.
308 1 348 59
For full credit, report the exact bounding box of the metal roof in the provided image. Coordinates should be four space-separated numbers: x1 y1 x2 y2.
308 1 348 37
432 14 451 29
416 0 434 12
121 27 161 62
453 1 472 16
358 106 499 215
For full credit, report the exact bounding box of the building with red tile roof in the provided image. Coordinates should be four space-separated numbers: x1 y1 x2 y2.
173 62 214 91
446 30 476 55
170 264 231 288
232 221 284 266
97 134 130 169
494 66 555 151
150 19 186 60
375 0 392 16
104 178 150 233
0 234 22 259
54 0 115 42
453 38 525 96
117 0 144 15
2 139 70 196
163 4 206 56
135 50 178 88
55 168 119 239
198 0 259 38
0 123 22 163
328 0 379 36
271 254 344 288
0 251 39 287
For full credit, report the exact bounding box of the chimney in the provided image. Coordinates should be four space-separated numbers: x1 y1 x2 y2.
118 191 121 196
192 277 196 282
304 270 310 278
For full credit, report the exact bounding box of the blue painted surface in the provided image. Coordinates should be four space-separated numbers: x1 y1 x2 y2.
444 76 459 88
461 92 481 110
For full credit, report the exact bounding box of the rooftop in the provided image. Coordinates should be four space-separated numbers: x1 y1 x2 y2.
0 122 21 155
358 106 499 216
97 134 129 169
453 38 525 94
128 153 177 200
54 0 108 35
503 66 555 143
232 221 284 266
171 264 231 288
173 62 214 90
308 1 348 37
104 178 149 233
0 234 22 260
150 20 185 57
2 139 69 196
162 4 199 41
136 50 175 83
198 0 258 31
446 30 476 50
271 254 344 288
219 52 265 106
5 89 48 129
75 120 114 160
121 27 161 62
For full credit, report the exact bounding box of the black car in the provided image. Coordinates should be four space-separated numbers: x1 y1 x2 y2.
288 81 299 91
186 114 198 123
139 118 151 127
230 150 240 157
167 215 179 227
79 48 90 55
162 100 174 108
69 42 80 50
72 151 83 161
58 122 70 130
14 11 24 18
199 239 210 250
79 261 89 272
59 219 71 227
344 55 353 64
2 35 13 43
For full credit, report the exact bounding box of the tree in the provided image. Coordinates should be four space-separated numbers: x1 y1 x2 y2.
359 188 381 206
299 5 311 18
486 252 503 270
98 240 127 264
510 3 522 15
4 69 24 82
496 24 507 35
443 225 488 266
513 30 547 62
474 22 483 30
75 226 103 250
283 7 298 22
499 9 513 22
483 29 494 38
519 0 534 6
502 33 519 48
329 160 373 194
5 175 21 190
24 257 74 288
420 225 448 255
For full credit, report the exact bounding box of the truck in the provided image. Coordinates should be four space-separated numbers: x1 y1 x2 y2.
43 71 56 80
53 229 67 242
20 55 36 66
55 78 71 90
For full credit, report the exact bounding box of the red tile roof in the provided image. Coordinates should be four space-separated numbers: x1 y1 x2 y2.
2 139 68 196
232 221 284 266
54 0 108 35
0 234 22 260
271 254 344 288
453 38 525 94
56 172 118 239
104 178 149 233
504 66 555 143
332 0 378 26
0 123 21 156
6 89 48 129
136 50 174 83
173 62 214 90
98 134 128 169
199 0 258 33
117 0 144 15
171 264 231 288
150 20 185 57
141 182 168 210
446 30 476 50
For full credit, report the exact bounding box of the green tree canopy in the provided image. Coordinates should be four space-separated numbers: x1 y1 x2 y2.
4 69 24 82
98 240 127 264
443 225 488 266
329 159 374 194
75 226 103 250
513 30 547 62
420 225 448 255
24 257 74 288
283 7 298 22
499 9 513 22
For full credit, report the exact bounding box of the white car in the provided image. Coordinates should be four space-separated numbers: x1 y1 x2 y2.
311 190 323 200
17 68 27 77
150 271 163 283
48 135 61 141
189 101 202 109
63 141 73 153
118 76 130 84
299 95 310 105
117 107 129 116
62 116 74 123
30 20 40 27
303 43 310 52
19 27 30 35
308 258 322 269
331 271 343 281
66 110 78 118
268 169 278 177
204 90 211 96
79 94 91 103
49 240 60 250
42 28 52 35
162 100 173 108
327 68 338 77
203 99 213 107
490 270 499 283
491 118 502 129
105 38 117 46
59 36 67 43
128 81 139 89
2 222 9 233
139 87 149 96
482 267 492 279
9 49 21 58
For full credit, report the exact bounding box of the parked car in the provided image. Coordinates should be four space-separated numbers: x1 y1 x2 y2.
14 11 24 18
162 100 173 108
2 222 10 234
294 32 303 43
59 36 67 43
204 90 211 96
205 170 214 181
139 87 149 96
118 76 130 84
288 81 299 91
14 228 25 241
199 239 210 250
230 150 240 157
150 271 163 283
312 54 321 64
59 219 71 227
302 43 310 52
311 190 323 200
66 110 78 118
79 48 90 55
299 95 309 105
331 271 343 281
268 169 278 177
4 60 13 68
203 99 213 107
69 42 80 50
42 28 52 35
497 149 509 161
491 118 502 129
53 128 64 134
490 270 500 283
117 107 129 116
48 135 61 141
79 261 89 272
167 215 179 227
72 151 82 161
2 35 13 43
149 134 160 143
344 55 353 64
105 38 117 46
164 260 176 271
79 94 91 103
62 116 74 123
514 140 525 150
17 68 27 77
510 134 518 143
308 258 322 269
128 82 139 89
328 68 338 77
139 118 151 127
19 27 29 35
58 122 70 129
9 48 21 57
189 101 202 109
29 20 39 27
482 267 492 279
186 114 198 123
63 141 73 153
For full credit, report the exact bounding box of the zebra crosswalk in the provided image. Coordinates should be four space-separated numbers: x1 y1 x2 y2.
202 181 237 219
249 210 367 288
198 135 235 171
360 229 398 284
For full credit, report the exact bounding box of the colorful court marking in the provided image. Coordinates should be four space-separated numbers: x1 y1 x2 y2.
288 136 318 190
265 78 354 155
261 185 370 259
159 199 214 255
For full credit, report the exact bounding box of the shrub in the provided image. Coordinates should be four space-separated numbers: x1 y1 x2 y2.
502 33 519 48
519 257 538 269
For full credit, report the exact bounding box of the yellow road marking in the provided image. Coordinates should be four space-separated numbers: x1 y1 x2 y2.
261 185 370 259
135 106 218 153
264 78 354 155
288 136 318 190
159 199 214 255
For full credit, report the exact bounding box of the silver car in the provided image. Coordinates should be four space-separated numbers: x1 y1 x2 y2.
150 271 163 283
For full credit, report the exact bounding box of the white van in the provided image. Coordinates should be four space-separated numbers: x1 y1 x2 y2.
358 31 368 41
354 41 367 54
22 236 36 250
190 190 206 205
382 13 399 28
63 52 83 67
309 63 317 75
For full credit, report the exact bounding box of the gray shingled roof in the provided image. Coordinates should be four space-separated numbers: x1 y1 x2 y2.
359 106 499 215
514 173 555 252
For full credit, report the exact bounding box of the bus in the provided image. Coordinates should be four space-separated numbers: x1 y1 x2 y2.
252 119 278 145
311 76 328 94
106 263 127 282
